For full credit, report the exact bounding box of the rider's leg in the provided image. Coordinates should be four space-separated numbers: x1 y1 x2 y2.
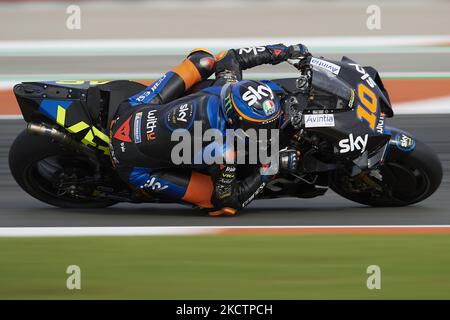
127 49 215 107
120 166 214 209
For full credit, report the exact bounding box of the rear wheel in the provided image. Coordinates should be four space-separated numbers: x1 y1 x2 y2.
9 129 117 208
331 139 442 207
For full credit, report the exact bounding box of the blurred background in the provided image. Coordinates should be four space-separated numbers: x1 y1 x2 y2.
1 0 450 299
1 0 450 111
1 0 450 76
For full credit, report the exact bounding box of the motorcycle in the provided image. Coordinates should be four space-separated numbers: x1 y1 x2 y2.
8 55 443 209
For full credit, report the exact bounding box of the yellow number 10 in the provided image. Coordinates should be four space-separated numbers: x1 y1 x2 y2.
356 83 378 130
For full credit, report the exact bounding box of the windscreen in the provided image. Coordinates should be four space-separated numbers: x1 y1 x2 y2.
310 67 355 107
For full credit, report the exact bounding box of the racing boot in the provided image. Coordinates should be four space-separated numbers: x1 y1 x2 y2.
208 207 237 217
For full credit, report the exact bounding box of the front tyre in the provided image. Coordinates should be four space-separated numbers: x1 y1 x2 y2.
9 129 117 208
331 138 443 207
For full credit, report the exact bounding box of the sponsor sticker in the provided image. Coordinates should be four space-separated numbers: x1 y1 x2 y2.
146 110 158 141
113 115 132 143
304 114 335 128
150 74 167 93
338 133 368 154
376 114 385 134
242 84 274 107
135 90 151 103
166 102 195 131
132 74 167 105
349 63 377 88
109 143 119 165
395 133 416 152
242 182 266 207
134 112 142 143
140 176 168 191
238 46 266 55
310 58 341 75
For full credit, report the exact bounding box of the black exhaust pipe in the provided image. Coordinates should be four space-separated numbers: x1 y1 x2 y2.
27 123 99 159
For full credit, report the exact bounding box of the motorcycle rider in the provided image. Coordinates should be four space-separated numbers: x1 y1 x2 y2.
109 43 310 216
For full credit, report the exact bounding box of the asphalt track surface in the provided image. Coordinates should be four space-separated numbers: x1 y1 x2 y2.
1 1 449 227
0 115 449 227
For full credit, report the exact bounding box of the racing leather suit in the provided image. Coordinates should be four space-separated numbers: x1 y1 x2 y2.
110 44 296 215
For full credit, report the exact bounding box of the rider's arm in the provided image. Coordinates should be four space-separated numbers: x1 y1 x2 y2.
128 48 215 107
214 44 309 82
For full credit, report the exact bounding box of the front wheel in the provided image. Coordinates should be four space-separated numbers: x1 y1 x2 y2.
9 129 118 209
330 138 443 207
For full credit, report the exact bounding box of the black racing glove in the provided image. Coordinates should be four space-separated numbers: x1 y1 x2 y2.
288 44 310 59
287 44 311 69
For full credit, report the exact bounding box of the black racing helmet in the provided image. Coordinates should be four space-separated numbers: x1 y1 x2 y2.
220 80 282 131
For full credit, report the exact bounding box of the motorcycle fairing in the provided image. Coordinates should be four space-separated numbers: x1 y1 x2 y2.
14 81 111 155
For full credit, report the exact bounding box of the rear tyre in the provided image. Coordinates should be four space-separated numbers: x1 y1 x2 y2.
331 139 442 207
9 129 117 208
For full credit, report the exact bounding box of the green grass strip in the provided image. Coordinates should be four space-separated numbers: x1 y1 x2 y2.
1 234 449 299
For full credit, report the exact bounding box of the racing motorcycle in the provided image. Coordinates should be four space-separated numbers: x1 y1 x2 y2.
8 55 443 209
